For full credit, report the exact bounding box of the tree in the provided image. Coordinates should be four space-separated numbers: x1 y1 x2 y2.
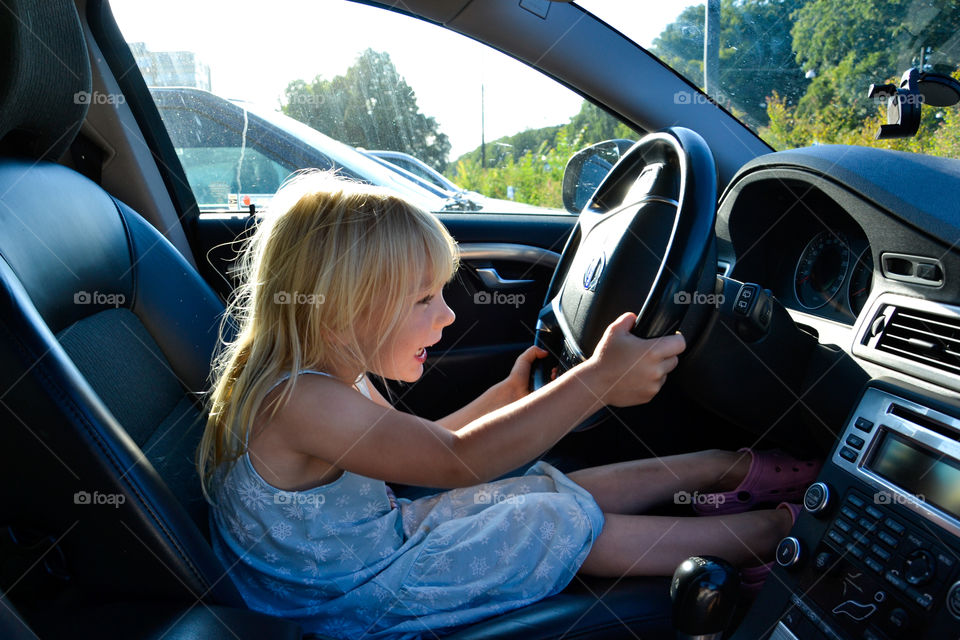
283 49 451 171
652 0 808 129
446 101 640 207
791 0 960 131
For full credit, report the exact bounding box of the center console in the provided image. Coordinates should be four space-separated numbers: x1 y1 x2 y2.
732 381 960 639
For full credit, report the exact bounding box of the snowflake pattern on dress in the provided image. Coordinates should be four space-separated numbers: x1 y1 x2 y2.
236 478 271 511
210 401 604 640
539 520 556 540
271 521 293 541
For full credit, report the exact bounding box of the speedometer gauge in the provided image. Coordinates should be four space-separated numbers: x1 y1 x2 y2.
848 248 874 316
794 231 851 310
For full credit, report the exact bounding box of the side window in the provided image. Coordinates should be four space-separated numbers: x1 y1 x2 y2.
157 105 301 211
111 1 639 214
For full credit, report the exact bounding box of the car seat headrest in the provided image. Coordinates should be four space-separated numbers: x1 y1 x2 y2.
0 0 91 161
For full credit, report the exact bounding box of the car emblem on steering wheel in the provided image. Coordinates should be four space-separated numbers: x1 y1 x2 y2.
583 253 605 291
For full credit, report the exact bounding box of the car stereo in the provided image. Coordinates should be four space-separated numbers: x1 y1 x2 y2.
733 383 960 640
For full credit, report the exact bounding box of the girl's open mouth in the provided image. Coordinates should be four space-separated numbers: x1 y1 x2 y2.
415 347 427 363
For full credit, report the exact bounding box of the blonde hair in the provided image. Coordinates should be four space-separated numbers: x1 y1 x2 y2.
197 171 459 501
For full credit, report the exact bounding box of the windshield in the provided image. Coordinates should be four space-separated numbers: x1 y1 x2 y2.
578 1 960 159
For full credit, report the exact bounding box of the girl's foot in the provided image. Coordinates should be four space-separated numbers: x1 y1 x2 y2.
693 448 821 515
739 503 802 598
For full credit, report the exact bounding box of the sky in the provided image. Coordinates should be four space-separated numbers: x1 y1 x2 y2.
108 1 691 158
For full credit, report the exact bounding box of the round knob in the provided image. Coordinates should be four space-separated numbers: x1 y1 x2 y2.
776 537 802 568
803 482 831 516
904 549 935 585
670 556 740 637
947 581 960 620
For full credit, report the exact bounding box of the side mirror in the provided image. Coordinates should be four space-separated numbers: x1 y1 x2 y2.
561 138 636 213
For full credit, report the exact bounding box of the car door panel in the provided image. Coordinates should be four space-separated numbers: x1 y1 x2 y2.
196 212 576 416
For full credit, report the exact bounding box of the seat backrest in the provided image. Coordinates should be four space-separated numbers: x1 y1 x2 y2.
0 0 244 607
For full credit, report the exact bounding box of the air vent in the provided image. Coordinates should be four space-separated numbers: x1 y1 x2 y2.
871 306 960 376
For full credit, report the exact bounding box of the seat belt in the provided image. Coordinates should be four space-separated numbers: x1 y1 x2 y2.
69 133 103 184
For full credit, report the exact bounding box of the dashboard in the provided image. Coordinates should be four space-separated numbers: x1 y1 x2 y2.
713 146 960 639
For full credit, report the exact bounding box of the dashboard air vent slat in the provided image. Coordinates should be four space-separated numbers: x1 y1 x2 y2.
875 307 960 376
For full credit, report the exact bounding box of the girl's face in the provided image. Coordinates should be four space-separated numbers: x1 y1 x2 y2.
375 281 455 382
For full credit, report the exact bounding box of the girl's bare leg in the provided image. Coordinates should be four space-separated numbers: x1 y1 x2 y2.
578 508 793 577
566 449 751 514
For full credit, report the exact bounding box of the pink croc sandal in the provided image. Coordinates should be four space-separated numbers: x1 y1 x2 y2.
693 448 820 515
739 503 802 599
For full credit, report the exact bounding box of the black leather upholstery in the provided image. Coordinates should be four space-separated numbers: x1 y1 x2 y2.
446 577 673 639
0 158 242 605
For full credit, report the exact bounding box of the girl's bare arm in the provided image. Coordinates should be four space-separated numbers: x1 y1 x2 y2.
278 314 684 488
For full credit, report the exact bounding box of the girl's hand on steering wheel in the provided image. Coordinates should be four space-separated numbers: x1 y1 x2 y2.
583 312 686 407
499 345 550 403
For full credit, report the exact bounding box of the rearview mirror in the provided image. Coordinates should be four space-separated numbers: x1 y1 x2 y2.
561 139 636 213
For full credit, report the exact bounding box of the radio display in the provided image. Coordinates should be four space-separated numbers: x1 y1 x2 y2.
867 429 960 520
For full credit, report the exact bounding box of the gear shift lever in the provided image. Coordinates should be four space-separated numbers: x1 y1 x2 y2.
670 556 740 640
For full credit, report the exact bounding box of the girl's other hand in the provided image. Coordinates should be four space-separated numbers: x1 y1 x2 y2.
499 345 549 403
582 312 686 407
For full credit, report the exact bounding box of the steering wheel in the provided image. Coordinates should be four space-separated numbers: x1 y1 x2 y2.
531 127 718 411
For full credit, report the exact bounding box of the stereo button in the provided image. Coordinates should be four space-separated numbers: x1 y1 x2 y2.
858 517 878 532
904 550 934 586
884 518 905 535
803 482 830 515
855 417 874 432
871 544 891 562
846 544 865 559
853 532 871 545
885 570 908 591
865 505 884 520
878 531 899 548
841 506 859 521
845 434 865 449
847 493 866 508
839 446 858 462
834 518 852 533
776 537 802 568
906 586 933 611
865 557 884 574
888 607 909 631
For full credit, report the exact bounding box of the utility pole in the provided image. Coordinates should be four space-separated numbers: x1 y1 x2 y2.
704 0 720 99
481 83 486 168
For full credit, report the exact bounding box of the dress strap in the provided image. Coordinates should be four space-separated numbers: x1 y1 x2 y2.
245 370 370 446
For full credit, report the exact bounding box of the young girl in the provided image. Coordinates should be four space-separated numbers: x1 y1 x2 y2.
198 172 819 639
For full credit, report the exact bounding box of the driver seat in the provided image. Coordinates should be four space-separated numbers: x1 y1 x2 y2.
0 1 673 638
